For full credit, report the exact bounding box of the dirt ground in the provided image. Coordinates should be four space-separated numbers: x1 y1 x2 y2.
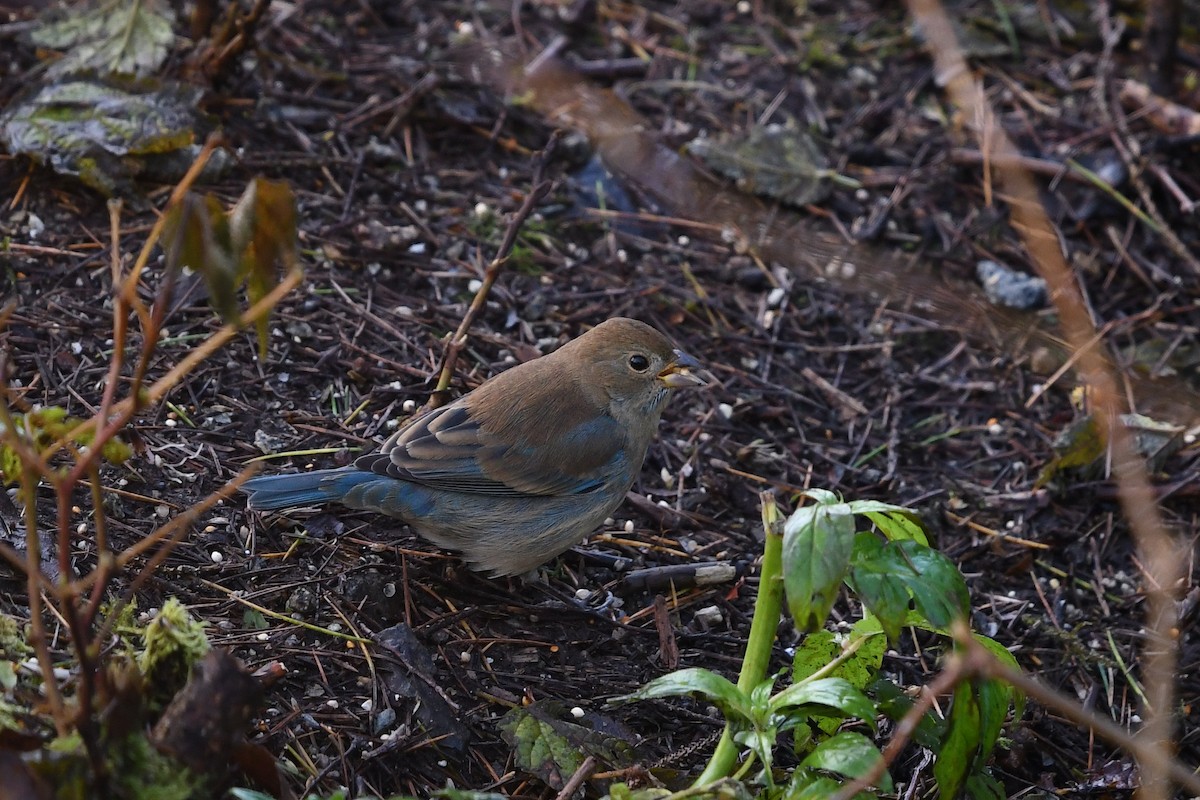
2 0 1200 797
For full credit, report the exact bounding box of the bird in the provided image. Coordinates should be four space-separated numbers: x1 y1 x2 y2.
240 317 705 575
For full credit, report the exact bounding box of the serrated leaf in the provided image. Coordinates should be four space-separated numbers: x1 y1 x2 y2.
800 731 892 792
32 0 176 78
783 502 855 632
933 681 980 800
616 667 751 722
768 677 876 731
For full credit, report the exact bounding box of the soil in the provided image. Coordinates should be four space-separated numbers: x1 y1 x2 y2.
2 0 1199 797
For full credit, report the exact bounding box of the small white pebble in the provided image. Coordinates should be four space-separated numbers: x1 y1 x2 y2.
76 523 86 535
473 201 490 217
767 287 786 307
361 699 373 712
660 467 673 485
571 706 585 719
211 551 223 564
402 399 417 412
736 0 750 12
1049 578 1061 589
165 418 177 428
718 403 734 420
155 505 169 518
574 588 591 601
604 517 615 527
326 699 339 709
256 632 269 641
677 235 690 246
467 278 483 293
459 651 471 663
988 422 1003 435
624 520 635 534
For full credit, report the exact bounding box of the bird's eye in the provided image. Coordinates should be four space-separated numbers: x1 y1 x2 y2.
628 354 651 372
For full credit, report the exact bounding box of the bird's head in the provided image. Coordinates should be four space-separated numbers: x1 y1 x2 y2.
562 318 706 416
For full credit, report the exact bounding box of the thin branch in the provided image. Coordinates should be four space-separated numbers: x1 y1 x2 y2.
430 130 562 404
904 3 1184 798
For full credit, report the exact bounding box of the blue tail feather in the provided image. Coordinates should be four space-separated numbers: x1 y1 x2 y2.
242 468 377 511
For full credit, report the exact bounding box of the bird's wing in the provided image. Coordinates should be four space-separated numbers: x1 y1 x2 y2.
355 399 626 497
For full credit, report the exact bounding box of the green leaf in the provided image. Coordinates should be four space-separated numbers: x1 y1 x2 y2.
768 677 876 731
891 540 970 629
862 510 928 545
784 775 845 800
783 502 855 632
972 634 1026 722
798 488 840 505
800 731 892 792
964 771 1006 800
857 539 969 631
242 609 269 630
933 681 980 800
847 535 912 643
792 624 886 736
617 667 751 722
793 629 839 683
0 78 207 196
434 790 511 800
867 677 944 750
975 677 1010 767
499 706 583 789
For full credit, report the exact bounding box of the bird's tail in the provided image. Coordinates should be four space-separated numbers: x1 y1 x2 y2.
241 467 377 511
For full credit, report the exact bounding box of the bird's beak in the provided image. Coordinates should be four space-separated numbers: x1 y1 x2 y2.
658 349 707 388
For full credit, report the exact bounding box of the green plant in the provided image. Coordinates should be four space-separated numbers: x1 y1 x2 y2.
615 491 1022 799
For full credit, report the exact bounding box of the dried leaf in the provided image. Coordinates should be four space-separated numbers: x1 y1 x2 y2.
31 0 176 78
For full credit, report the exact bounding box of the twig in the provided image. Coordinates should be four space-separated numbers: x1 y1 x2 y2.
429 130 562 406
829 645 971 800
554 755 598 800
905 3 1185 798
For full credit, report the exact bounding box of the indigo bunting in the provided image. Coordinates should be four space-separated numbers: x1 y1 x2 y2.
241 318 705 575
